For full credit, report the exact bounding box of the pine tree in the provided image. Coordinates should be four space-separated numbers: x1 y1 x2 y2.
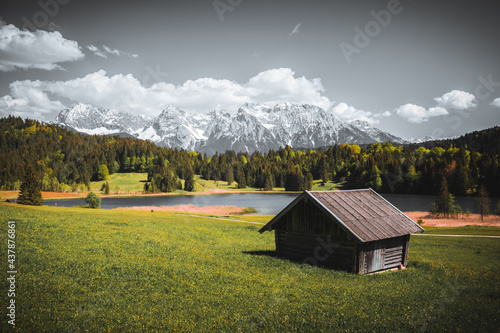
477 185 490 222
184 168 195 192
237 172 247 189
18 165 42 206
434 176 461 218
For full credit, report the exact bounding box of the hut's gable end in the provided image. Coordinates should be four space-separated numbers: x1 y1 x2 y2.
358 235 409 274
275 199 350 239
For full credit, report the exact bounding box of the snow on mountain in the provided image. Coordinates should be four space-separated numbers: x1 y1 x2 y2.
196 107 281 154
55 103 151 135
138 106 208 151
55 102 407 153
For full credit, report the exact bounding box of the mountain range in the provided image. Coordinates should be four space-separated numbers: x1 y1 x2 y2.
55 103 407 154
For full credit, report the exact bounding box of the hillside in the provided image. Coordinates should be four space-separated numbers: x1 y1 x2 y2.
1 116 499 196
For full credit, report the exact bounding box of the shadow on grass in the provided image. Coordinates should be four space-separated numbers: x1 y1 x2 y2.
242 250 277 258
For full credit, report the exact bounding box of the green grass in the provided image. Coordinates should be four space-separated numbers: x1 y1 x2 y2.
422 225 500 236
311 180 344 191
68 173 345 196
90 172 148 193
1 204 499 332
194 175 287 192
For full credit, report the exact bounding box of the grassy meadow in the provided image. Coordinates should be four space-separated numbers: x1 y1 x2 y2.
1 203 499 332
90 173 149 194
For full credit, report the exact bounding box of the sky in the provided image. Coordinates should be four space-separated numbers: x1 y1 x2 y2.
0 0 499 140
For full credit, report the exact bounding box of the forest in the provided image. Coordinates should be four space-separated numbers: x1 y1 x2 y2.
1 116 499 197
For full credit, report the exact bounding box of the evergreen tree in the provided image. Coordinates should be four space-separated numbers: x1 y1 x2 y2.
184 168 195 192
18 165 42 206
477 185 490 221
236 172 247 188
264 172 274 191
433 176 461 218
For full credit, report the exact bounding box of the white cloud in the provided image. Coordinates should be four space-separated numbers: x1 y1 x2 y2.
491 97 500 108
330 103 380 124
245 68 332 111
434 90 476 110
87 44 138 58
395 104 448 123
0 68 389 123
0 21 84 71
289 23 301 37
86 44 107 58
0 84 65 119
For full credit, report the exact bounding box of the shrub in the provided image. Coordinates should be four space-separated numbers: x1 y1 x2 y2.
85 192 101 209
417 219 424 225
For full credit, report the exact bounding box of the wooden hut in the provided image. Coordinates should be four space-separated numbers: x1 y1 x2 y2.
259 189 424 274
5 199 19 204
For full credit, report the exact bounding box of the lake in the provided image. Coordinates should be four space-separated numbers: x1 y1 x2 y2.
44 192 499 215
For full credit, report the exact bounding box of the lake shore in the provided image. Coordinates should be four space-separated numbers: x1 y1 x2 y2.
405 211 500 227
115 204 257 216
0 189 299 201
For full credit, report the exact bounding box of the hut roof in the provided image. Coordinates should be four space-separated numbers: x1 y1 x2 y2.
259 189 424 242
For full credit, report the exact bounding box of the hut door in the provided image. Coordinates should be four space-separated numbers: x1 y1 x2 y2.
372 245 385 272
364 242 385 273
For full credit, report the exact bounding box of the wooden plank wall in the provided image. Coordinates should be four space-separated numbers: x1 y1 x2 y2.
358 236 406 274
276 232 355 271
274 199 356 271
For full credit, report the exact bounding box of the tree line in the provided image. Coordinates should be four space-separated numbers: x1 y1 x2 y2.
1 116 499 197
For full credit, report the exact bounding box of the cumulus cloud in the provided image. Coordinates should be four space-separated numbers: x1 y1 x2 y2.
330 103 389 124
491 97 500 108
395 104 448 123
86 44 138 58
0 84 66 119
0 21 84 71
0 68 389 123
434 90 476 110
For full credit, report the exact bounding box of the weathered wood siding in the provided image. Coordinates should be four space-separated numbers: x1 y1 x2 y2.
359 236 408 274
274 199 357 271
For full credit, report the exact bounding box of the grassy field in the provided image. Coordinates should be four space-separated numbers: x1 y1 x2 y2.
90 172 149 193
1 173 343 201
1 203 499 332
195 177 341 193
